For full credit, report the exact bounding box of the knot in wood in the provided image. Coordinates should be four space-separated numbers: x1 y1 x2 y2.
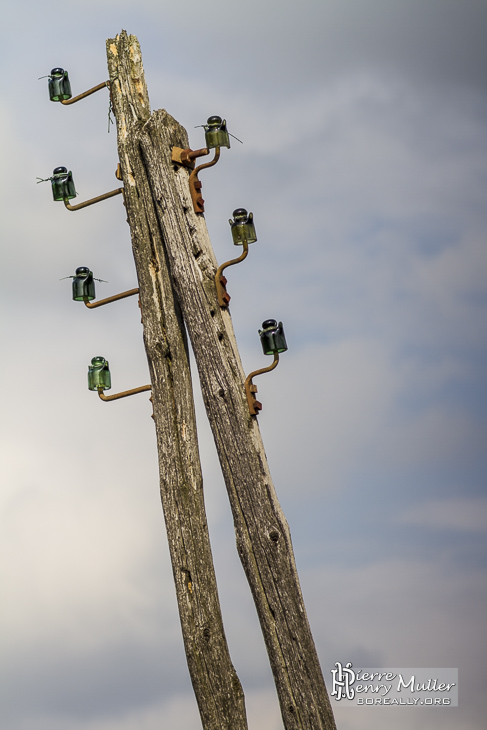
155 339 170 358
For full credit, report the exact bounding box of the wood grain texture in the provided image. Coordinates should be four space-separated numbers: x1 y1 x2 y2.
140 112 337 730
106 32 248 730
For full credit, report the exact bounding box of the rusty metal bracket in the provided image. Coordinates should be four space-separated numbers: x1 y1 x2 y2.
98 384 151 402
65 164 123 210
60 81 109 105
64 186 123 211
214 240 249 307
189 148 220 213
84 288 139 309
172 146 221 214
244 353 280 416
171 146 209 169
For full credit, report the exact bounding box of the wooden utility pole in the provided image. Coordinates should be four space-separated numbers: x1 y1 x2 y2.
104 36 247 730
107 31 336 730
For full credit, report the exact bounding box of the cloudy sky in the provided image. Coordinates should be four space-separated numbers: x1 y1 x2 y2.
1 1 486 728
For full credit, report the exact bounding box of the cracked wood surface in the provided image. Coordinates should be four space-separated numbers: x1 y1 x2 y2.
107 29 336 730
106 31 248 730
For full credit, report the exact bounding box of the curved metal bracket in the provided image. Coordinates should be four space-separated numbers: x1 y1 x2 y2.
188 148 221 214
60 81 109 105
98 384 151 402
64 187 123 211
244 353 279 416
215 241 249 307
84 288 139 309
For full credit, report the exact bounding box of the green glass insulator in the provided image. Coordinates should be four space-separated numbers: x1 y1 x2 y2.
229 208 257 245
204 115 230 149
72 267 95 301
48 68 72 102
88 356 111 391
51 167 77 201
259 320 288 355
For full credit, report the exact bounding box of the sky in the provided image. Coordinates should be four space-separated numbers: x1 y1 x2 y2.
1 1 486 728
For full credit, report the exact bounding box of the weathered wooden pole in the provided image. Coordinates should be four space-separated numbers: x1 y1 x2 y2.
106 34 248 730
107 30 337 730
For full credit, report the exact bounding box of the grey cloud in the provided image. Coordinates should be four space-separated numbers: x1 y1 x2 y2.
1 2 486 729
